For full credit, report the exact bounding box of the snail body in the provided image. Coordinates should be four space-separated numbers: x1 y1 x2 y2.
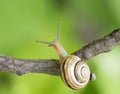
37 20 95 89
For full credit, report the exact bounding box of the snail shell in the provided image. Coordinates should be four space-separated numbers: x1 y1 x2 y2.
60 55 90 89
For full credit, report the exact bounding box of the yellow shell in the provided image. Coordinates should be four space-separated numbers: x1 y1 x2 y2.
60 55 90 89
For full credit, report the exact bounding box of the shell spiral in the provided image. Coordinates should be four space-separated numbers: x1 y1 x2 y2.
60 55 90 89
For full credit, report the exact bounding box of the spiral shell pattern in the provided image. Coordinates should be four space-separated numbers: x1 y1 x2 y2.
60 55 90 89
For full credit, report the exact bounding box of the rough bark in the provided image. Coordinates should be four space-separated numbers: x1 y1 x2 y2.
0 29 120 76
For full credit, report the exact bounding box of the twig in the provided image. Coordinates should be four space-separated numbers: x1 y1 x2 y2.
0 29 120 76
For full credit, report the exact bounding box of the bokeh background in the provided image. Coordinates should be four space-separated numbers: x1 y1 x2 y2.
0 0 120 94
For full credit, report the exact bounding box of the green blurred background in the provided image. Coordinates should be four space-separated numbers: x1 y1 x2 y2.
0 0 120 94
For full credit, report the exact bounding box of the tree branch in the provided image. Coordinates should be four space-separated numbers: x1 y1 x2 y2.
0 55 59 75
72 28 120 60
0 29 120 76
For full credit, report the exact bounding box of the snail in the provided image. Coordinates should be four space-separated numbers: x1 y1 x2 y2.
36 20 96 89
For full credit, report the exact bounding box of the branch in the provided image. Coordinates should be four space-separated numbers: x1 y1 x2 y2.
0 29 120 76
72 28 120 60
0 55 59 75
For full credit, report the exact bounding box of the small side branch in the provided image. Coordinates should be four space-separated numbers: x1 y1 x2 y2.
0 29 120 76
